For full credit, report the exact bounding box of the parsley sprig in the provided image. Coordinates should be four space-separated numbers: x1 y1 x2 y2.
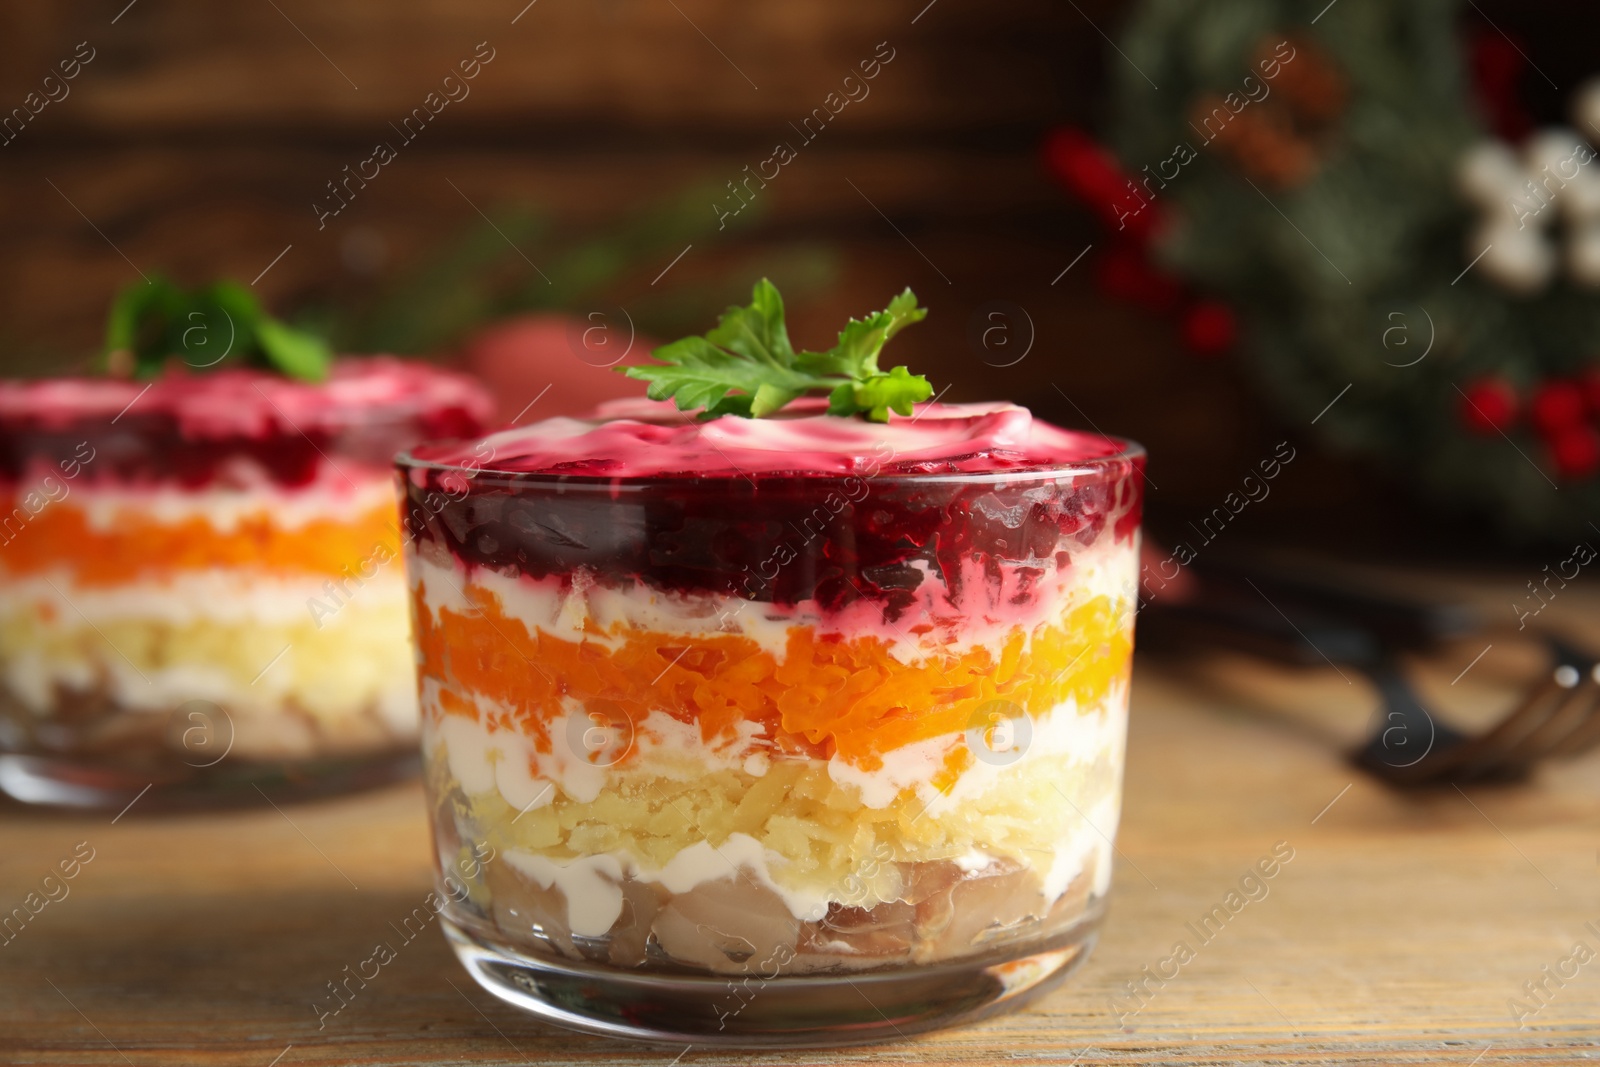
622 279 933 421
104 277 332 381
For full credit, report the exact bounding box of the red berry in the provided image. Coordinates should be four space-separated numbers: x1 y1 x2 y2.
1042 127 1166 242
1180 300 1237 357
1097 244 1183 312
1529 379 1587 436
1549 424 1600 481
1458 377 1518 435
1578 367 1600 414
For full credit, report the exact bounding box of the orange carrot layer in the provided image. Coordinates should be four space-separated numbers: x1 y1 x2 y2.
0 496 401 585
414 579 1133 772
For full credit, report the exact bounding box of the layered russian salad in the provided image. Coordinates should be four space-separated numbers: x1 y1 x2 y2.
0 359 491 782
404 397 1142 977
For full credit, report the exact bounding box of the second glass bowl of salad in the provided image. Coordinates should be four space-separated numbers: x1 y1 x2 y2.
0 358 491 807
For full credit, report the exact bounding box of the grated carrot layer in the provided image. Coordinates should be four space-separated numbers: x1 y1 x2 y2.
0 496 401 585
414 578 1133 772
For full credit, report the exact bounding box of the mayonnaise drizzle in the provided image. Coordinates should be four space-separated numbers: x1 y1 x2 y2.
410 398 1132 478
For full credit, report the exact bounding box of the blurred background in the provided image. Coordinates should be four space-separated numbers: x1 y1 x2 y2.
3 0 1599 561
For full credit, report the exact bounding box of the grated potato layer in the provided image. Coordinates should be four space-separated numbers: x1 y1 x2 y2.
0 586 415 726
434 724 1122 908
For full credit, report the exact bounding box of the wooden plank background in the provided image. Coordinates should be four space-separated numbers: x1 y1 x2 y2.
1 0 1597 549
0 0 1342 539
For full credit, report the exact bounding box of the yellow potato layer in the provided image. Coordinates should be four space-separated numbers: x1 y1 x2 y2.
431 721 1123 908
0 589 414 726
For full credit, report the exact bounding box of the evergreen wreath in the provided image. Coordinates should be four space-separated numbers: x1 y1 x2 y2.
1051 0 1600 540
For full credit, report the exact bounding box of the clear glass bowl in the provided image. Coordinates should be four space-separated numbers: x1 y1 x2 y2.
0 360 490 808
398 441 1144 1045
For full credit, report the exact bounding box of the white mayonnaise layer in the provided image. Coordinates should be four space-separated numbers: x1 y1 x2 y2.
503 831 837 936
68 466 398 533
826 686 1128 813
424 681 765 808
426 676 1123 818
0 565 407 628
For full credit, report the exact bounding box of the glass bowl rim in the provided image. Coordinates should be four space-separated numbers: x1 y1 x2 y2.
394 435 1146 492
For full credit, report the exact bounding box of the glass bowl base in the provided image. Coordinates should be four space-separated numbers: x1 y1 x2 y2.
443 914 1100 1048
0 749 420 811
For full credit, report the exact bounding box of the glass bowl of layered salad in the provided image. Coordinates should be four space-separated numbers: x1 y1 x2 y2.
0 280 492 807
399 282 1143 1044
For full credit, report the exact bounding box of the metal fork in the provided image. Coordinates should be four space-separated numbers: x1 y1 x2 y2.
1141 559 1600 786
1353 643 1600 785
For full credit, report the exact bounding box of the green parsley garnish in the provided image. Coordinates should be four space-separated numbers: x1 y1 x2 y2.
104 277 332 381
623 279 933 422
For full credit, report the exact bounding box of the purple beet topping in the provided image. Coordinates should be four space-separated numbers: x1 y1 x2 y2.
400 461 1144 614
0 405 487 488
0 358 493 488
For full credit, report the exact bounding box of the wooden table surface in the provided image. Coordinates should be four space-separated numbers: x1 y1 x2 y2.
4 638 1600 1065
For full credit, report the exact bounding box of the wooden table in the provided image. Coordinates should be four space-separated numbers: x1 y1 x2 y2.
4 650 1599 1066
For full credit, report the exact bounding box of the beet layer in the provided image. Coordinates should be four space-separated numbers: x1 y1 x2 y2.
400 458 1144 614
